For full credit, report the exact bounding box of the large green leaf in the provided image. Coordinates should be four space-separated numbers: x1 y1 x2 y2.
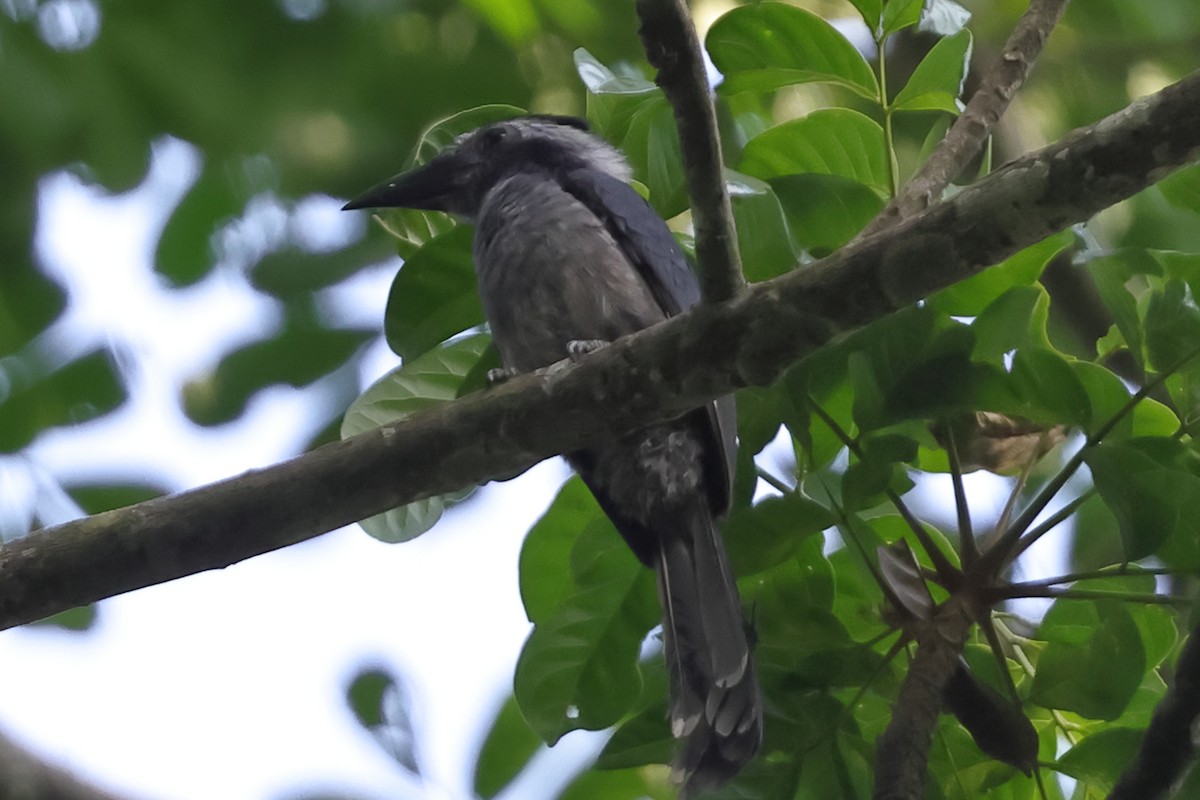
513 519 659 743
771 173 884 257
1085 440 1200 563
741 110 889 196
726 169 798 281
340 334 491 542
518 477 606 624
1031 599 1146 720
706 3 878 99
472 696 542 799
721 493 835 577
931 231 1071 316
1057 727 1145 794
384 225 484 360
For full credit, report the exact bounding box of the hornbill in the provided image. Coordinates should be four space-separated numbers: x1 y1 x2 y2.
344 115 761 792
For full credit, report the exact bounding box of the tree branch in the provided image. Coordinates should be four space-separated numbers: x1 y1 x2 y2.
0 728 131 800
636 0 744 302
873 599 973 800
1108 619 1200 800
861 0 1072 238
2 70 1199 632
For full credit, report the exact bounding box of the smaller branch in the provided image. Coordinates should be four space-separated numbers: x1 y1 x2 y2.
1007 565 1179 590
944 426 978 567
1008 488 1094 562
755 467 793 495
990 585 1185 605
860 0 1072 237
636 0 745 302
1109 619 1200 800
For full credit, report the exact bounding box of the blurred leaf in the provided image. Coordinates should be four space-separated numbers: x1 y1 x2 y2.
771 173 884 257
0 263 65 357
473 696 542 799
1010 346 1091 427
514 519 659 743
707 4 878 98
67 483 168 514
741 110 889 196
29 606 97 632
155 161 242 286
249 235 393 298
1072 361 1179 441
384 225 484 360
0 348 126 453
892 30 972 114
346 667 420 776
1030 599 1145 720
558 765 674 800
341 334 490 543
1056 727 1144 793
594 658 671 771
969 285 1051 362
184 326 373 426
1158 163 1200 215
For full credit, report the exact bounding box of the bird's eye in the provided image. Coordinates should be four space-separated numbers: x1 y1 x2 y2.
482 126 508 147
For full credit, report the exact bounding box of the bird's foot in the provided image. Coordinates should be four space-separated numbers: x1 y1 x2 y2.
567 339 608 361
486 367 518 386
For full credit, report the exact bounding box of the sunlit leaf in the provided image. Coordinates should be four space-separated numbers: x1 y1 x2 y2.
892 30 972 114
340 334 491 542
741 110 889 196
707 4 878 98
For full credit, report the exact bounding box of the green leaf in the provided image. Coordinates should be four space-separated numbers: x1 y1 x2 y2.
67 483 168 514
384 225 484 360
184 326 373 426
741 110 889 196
892 30 972 114
882 0 923 35
1158 162 1200 215
155 160 241 286
340 335 491 542
473 696 542 799
249 235 392 298
722 493 835 577
848 0 883 31
0 349 126 453
30 606 97 632
1072 361 1179 440
1144 278 1200 371
727 169 798 281
558 766 674 800
1087 249 1152 368
518 477 605 624
706 4 878 99
1010 346 1091 427
1085 441 1200 562
1056 727 1144 793
513 520 659 743
771 173 884 257
969 285 1051 363
594 660 672 770
1030 599 1145 720
932 231 1071 316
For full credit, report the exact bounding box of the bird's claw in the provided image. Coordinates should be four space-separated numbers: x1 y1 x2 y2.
567 339 608 361
486 367 517 386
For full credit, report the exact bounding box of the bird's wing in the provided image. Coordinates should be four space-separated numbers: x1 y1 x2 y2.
561 168 736 513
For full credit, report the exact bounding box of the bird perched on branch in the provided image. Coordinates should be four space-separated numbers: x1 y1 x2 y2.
345 115 761 792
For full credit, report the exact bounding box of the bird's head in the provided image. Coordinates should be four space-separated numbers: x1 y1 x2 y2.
343 115 632 219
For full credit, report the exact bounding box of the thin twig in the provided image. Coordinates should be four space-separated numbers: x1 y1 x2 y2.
990 586 1186 605
1007 565 1180 590
860 0 1073 237
635 0 744 302
1007 487 1095 562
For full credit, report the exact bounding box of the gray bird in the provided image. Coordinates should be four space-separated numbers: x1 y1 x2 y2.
344 115 761 792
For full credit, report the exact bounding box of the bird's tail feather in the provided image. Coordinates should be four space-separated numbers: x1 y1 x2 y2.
656 504 762 795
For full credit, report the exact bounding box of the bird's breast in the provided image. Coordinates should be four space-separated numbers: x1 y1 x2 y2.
473 174 665 373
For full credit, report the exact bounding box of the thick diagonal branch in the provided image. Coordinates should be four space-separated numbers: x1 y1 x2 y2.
861 0 1072 237
1108 620 1200 800
636 0 744 302
0 71 1198 632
